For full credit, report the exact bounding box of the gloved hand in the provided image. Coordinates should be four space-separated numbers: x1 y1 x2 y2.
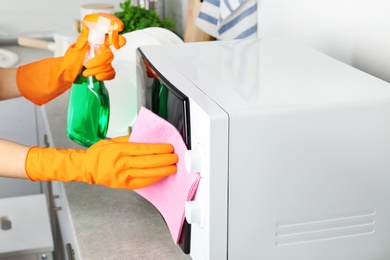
16 20 126 106
25 136 178 190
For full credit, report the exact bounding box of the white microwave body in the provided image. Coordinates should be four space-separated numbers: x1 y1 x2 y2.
136 37 390 259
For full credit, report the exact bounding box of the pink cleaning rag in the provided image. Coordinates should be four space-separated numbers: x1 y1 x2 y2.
129 106 201 244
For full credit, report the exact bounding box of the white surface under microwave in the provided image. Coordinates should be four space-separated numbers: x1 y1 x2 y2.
137 37 390 259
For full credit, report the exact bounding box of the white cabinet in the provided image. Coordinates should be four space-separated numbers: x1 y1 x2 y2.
0 97 37 145
50 181 79 260
0 194 53 259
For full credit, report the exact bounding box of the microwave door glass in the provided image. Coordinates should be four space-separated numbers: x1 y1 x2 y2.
142 61 191 148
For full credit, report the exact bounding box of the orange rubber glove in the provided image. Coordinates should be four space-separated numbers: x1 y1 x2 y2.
16 21 126 106
25 136 178 190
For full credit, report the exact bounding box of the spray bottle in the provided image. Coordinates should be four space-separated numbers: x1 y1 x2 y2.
66 13 123 147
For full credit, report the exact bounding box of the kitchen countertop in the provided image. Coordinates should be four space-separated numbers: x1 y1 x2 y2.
5 45 191 260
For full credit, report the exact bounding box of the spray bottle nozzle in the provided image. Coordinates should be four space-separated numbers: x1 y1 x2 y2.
83 13 124 49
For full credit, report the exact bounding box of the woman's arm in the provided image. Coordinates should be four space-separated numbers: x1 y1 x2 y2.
0 68 28 178
0 138 29 179
0 68 21 100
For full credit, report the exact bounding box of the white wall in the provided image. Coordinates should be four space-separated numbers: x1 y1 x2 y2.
0 0 186 39
258 0 390 83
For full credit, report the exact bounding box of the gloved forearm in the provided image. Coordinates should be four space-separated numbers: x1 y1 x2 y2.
16 19 126 106
25 136 178 190
17 57 74 105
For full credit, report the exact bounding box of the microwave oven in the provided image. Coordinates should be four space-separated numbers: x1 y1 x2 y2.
135 37 390 259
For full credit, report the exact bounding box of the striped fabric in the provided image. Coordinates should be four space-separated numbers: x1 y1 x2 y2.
196 0 257 40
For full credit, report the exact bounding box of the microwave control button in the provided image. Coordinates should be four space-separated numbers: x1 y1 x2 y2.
185 201 204 227
185 150 201 174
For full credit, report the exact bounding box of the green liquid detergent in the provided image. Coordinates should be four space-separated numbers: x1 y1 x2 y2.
152 78 168 120
65 13 123 147
67 72 110 147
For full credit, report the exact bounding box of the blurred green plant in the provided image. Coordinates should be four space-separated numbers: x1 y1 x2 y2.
115 0 176 34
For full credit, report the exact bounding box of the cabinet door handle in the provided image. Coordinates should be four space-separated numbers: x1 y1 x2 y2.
66 243 75 260
44 134 50 148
